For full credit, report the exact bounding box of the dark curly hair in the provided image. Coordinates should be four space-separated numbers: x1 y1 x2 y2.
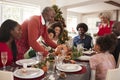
51 22 63 36
96 33 117 53
47 28 55 38
76 23 88 32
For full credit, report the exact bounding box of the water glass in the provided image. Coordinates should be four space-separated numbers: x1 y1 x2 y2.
36 52 43 62
77 43 84 52
66 39 73 49
55 55 64 67
1 52 8 70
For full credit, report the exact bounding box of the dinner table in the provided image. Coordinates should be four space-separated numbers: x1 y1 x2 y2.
0 49 95 80
57 61 91 80
0 59 91 80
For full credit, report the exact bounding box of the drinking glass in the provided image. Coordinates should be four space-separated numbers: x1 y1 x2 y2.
1 52 8 70
66 39 73 50
77 43 84 52
46 56 57 80
36 52 43 63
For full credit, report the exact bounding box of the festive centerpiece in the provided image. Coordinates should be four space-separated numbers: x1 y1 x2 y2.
33 60 48 72
33 53 55 72
71 46 82 60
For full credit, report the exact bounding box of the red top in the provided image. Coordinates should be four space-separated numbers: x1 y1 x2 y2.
97 21 114 36
0 42 13 68
16 16 57 60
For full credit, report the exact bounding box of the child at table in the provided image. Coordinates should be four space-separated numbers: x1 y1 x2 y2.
90 34 117 80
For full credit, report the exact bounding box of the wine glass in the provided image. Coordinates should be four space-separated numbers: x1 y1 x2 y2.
1 52 8 70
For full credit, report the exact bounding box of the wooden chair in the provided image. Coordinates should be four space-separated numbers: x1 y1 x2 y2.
106 68 120 80
0 70 13 80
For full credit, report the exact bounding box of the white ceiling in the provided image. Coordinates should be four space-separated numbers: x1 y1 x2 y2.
68 2 120 13
56 0 120 13
61 0 120 14
3 0 120 14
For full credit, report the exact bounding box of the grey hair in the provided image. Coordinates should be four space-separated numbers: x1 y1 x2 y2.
99 11 112 20
42 7 54 14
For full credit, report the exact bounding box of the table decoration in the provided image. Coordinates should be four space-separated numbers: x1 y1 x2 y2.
33 53 56 72
63 46 82 62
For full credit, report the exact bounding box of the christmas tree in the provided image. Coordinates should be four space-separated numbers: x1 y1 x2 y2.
52 5 69 44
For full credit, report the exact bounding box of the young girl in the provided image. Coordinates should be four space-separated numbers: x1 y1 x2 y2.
90 34 117 80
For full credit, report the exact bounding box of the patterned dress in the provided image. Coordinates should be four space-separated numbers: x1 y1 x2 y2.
90 52 116 80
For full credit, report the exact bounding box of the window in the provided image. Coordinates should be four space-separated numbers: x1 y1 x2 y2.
2 5 21 23
86 17 100 44
0 1 40 24
22 6 40 21
86 17 99 37
67 15 77 38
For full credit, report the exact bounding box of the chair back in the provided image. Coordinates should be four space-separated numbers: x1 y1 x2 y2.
90 70 96 80
117 53 120 68
0 70 13 80
106 68 120 80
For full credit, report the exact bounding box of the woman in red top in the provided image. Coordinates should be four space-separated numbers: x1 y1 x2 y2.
0 19 22 67
94 11 114 36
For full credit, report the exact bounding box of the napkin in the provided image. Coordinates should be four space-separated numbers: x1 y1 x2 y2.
0 71 13 80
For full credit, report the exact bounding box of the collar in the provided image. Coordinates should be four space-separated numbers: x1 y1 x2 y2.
41 15 49 26
81 36 85 39
77 35 86 39
41 15 45 25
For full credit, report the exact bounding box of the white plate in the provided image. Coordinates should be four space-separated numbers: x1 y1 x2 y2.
13 68 44 79
78 55 91 61
82 51 94 54
16 59 39 66
56 64 82 72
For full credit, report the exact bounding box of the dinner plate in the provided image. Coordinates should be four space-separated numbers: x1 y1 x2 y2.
82 51 95 55
13 68 44 79
16 58 39 66
77 55 91 61
56 64 82 72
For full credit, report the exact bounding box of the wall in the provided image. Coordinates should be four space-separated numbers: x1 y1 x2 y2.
67 11 82 24
66 9 120 38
